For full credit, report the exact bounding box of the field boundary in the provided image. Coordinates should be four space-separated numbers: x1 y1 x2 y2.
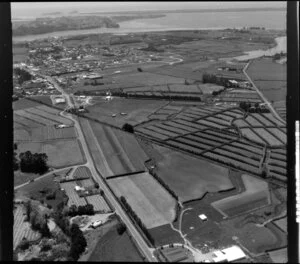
106 170 146 180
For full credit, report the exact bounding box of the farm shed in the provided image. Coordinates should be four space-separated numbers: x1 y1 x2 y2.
198 214 208 221
212 246 246 262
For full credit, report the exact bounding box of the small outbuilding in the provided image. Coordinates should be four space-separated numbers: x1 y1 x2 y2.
198 214 208 221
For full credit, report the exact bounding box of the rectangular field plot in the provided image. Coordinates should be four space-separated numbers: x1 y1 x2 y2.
154 123 190 135
163 121 198 133
173 119 209 131
14 205 41 249
135 127 169 140
108 172 176 228
245 115 263 126
30 126 77 141
17 139 85 168
240 128 266 145
15 110 58 126
145 125 179 138
77 179 94 188
60 181 87 207
266 128 286 144
84 119 147 177
25 107 73 125
154 144 232 202
168 84 201 93
262 113 286 126
273 217 287 233
185 134 226 147
203 151 261 175
197 119 227 129
253 128 283 146
211 174 270 217
251 113 274 126
73 166 92 179
14 113 43 128
86 195 111 212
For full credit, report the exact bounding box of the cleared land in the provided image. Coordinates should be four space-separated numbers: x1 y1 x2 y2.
154 144 233 202
268 247 287 263
108 172 176 229
211 174 271 217
80 118 148 177
85 97 166 127
17 139 85 168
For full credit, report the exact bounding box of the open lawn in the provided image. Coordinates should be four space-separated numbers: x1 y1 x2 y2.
14 170 40 187
211 174 271 218
13 98 43 111
17 139 85 168
246 58 286 103
154 145 232 202
268 247 287 263
108 172 176 229
14 174 67 210
87 220 144 262
85 97 166 127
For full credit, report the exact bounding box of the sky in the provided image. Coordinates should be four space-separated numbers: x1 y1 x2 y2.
11 1 286 18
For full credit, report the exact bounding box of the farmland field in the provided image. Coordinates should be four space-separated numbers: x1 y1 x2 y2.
85 195 111 212
14 204 41 250
211 174 270 217
17 139 85 168
246 58 286 103
13 98 42 111
73 166 92 179
268 248 287 263
273 217 287 233
85 98 166 127
60 181 87 207
85 119 148 177
154 145 232 202
108 172 176 229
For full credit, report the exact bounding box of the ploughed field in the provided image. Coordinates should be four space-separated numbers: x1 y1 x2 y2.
79 117 149 178
107 172 177 229
14 204 41 250
153 144 233 202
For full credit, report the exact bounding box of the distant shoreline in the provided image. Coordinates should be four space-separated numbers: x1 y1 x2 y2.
11 7 285 21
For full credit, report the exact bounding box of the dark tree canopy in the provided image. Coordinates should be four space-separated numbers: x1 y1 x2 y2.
19 151 49 175
122 123 134 133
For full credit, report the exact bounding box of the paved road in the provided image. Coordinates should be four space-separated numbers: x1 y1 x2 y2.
243 62 285 123
51 81 157 261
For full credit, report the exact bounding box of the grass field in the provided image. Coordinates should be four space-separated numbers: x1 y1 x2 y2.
273 217 287 233
154 144 233 202
73 166 92 179
268 247 287 263
108 172 176 229
15 174 67 210
246 58 286 103
81 118 147 177
17 139 85 168
211 174 270 217
13 98 43 111
85 98 166 127
87 221 144 262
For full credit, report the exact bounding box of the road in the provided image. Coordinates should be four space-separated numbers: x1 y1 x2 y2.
243 62 285 123
50 79 157 261
14 165 76 190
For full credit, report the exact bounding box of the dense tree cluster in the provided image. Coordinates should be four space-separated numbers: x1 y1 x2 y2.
68 204 95 217
116 222 127 235
69 223 87 261
202 73 231 87
120 196 154 245
122 123 134 133
14 67 33 85
24 200 51 238
239 101 270 113
19 151 49 174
